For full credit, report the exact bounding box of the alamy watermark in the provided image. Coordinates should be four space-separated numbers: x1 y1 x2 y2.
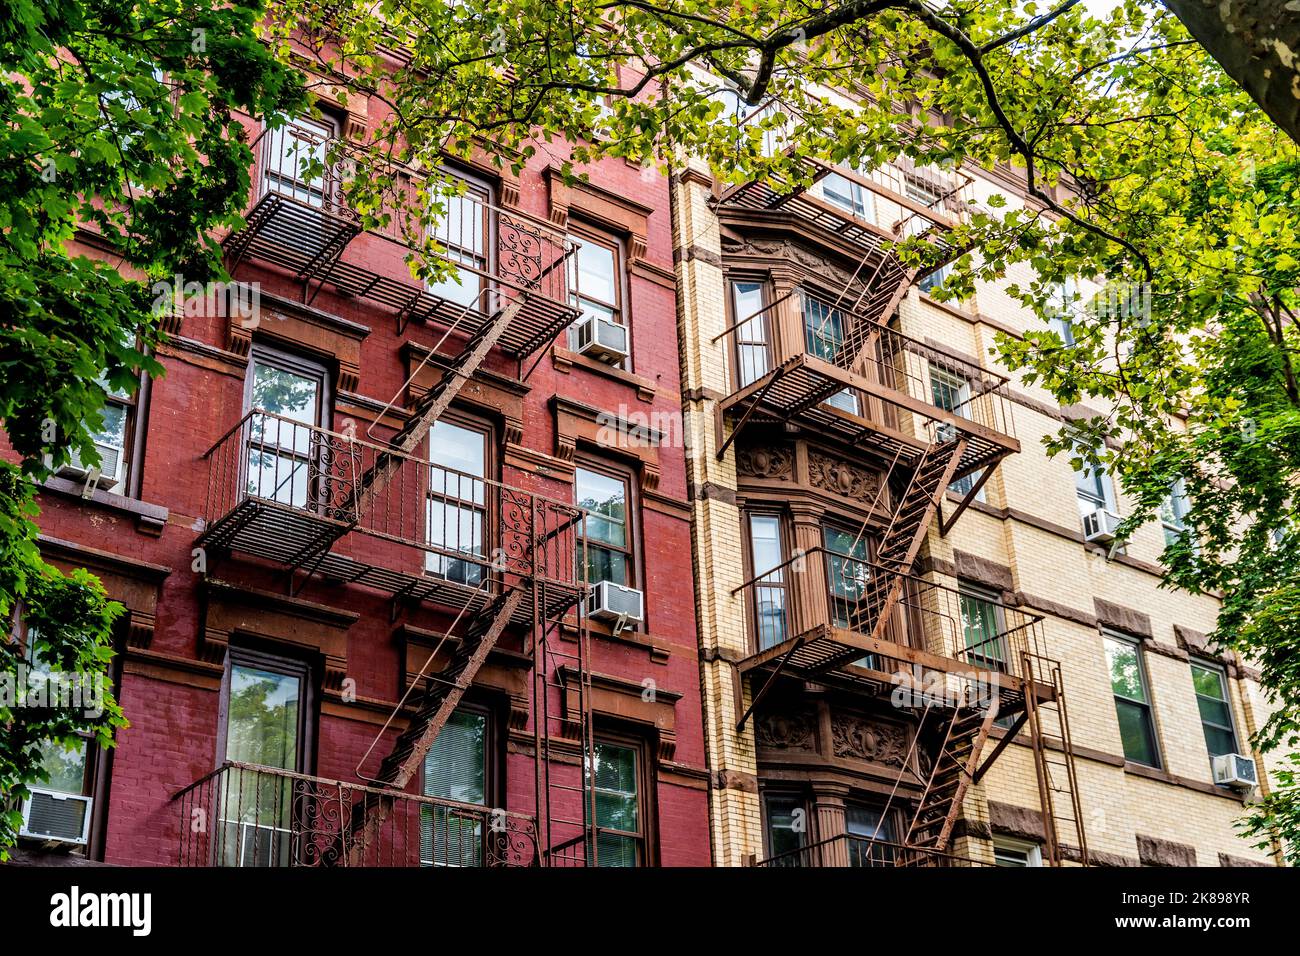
0 664 107 718
150 274 262 328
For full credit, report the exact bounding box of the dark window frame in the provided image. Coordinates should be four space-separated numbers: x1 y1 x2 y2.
761 789 811 863
427 165 495 310
1190 658 1240 761
590 731 653 867
567 220 631 370
1102 629 1161 769
725 274 773 391
423 409 498 588
216 645 317 777
742 509 793 654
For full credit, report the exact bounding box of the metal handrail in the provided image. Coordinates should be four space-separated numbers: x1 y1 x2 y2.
755 833 996 868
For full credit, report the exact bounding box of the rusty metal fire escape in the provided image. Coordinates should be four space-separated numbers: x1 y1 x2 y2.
714 114 1087 865
190 122 602 866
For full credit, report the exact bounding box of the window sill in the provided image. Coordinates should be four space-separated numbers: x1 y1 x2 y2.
552 346 655 402
41 476 169 536
562 619 670 663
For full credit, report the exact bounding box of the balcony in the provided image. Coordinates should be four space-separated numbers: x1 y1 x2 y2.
197 410 587 622
173 762 538 867
225 121 578 359
733 547 1050 713
756 835 994 868
715 105 974 269
717 290 1018 485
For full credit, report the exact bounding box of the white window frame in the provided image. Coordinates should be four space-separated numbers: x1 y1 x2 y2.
992 835 1042 867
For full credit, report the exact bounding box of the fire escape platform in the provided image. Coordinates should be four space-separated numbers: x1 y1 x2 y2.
224 192 578 359
198 496 585 624
738 623 1049 711
720 352 1018 480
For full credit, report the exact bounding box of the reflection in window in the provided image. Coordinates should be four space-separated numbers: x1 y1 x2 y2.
731 280 770 388
803 295 858 414
426 420 488 585
590 742 642 866
577 466 631 586
1191 662 1238 760
247 356 323 509
422 709 487 866
959 586 1006 671
823 525 872 666
221 661 303 867
1161 478 1191 547
763 794 806 865
1103 634 1159 767
427 178 490 309
262 116 336 207
846 804 896 867
748 514 788 651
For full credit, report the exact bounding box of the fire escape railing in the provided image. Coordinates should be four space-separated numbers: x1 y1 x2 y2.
733 546 1046 691
755 834 995 868
173 761 539 867
227 125 578 356
717 291 1018 478
198 409 588 616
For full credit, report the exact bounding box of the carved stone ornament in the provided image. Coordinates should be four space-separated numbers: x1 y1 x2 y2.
728 237 869 300
809 451 880 503
830 713 909 767
736 445 794 481
756 710 817 751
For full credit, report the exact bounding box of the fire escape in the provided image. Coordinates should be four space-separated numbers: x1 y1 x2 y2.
715 126 1089 866
177 122 602 866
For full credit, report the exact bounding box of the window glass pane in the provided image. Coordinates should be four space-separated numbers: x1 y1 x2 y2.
1104 637 1147 702
427 421 487 583
732 281 769 387
577 468 626 547
1115 698 1158 765
591 742 639 867
765 796 805 861
1191 664 1237 757
569 235 618 312
225 664 300 770
749 515 787 650
961 590 1005 666
930 367 970 416
251 361 320 426
803 296 847 359
264 118 332 204
582 543 628 586
421 710 486 867
39 739 88 794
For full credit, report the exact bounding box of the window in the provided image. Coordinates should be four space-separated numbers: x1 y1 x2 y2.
245 348 329 510
428 174 491 310
422 708 488 866
959 584 1006 671
262 115 338 207
730 279 771 389
576 464 633 587
763 793 807 864
993 836 1043 867
1161 478 1191 547
747 513 789 651
816 166 876 224
590 740 644 866
1074 448 1116 521
846 803 897 867
1048 278 1080 345
567 229 626 367
929 365 983 499
219 652 312 866
823 524 872 667
1103 632 1159 767
426 419 490 585
802 293 858 414
1190 661 1239 760
918 261 953 296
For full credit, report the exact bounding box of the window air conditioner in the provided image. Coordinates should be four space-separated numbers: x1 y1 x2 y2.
587 580 644 626
574 315 629 365
20 788 92 845
1082 509 1120 544
56 442 122 492
1211 753 1258 789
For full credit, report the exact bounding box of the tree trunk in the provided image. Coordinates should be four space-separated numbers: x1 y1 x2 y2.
1162 0 1300 144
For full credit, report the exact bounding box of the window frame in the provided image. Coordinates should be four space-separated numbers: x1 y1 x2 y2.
1161 478 1192 547
761 790 810 863
242 344 333 511
1189 659 1240 761
575 457 639 592
743 510 793 653
800 289 860 415
958 582 1008 672
726 275 773 390
1102 629 1161 769
590 733 652 867
423 410 497 587
993 835 1043 867
1073 445 1117 520
259 113 342 208
427 166 495 310
567 221 630 370
420 701 498 867
216 646 316 777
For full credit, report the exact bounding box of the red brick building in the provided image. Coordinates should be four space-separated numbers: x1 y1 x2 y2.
19 84 710 866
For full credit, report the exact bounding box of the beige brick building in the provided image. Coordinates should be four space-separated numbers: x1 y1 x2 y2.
669 130 1282 868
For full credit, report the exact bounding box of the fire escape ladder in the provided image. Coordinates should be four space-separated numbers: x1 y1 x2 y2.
864 439 967 643
1022 653 1089 866
356 294 527 513
344 588 526 864
901 692 999 859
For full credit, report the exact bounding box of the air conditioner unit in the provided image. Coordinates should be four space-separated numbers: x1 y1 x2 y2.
1082 508 1120 544
934 422 957 444
1212 753 1258 789
55 442 122 492
20 788 92 846
573 314 629 364
587 580 644 625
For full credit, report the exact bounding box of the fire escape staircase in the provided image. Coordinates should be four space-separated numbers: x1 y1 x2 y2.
900 694 1000 860
344 589 526 865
